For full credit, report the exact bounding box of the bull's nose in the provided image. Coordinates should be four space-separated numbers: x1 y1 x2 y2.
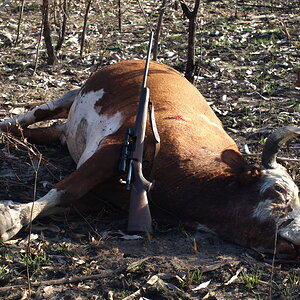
278 214 300 246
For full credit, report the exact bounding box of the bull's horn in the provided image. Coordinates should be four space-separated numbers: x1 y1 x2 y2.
262 126 300 169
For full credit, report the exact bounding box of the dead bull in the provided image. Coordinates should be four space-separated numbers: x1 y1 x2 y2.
0 60 299 258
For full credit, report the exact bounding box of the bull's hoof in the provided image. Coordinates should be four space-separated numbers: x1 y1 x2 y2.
0 201 30 241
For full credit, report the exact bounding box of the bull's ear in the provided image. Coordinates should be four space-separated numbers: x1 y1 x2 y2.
221 149 261 182
221 149 249 173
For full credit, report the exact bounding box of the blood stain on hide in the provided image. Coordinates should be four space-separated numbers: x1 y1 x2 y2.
168 115 186 121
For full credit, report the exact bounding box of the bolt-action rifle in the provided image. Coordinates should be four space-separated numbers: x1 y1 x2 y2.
118 32 155 233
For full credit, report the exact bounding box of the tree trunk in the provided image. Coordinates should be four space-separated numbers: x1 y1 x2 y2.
118 0 121 32
33 20 44 74
56 0 68 51
41 0 58 65
15 0 25 45
181 0 200 83
153 0 167 61
80 0 92 58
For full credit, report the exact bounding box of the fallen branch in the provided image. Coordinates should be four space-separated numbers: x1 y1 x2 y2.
243 153 300 163
123 288 142 300
1 132 42 160
264 259 300 265
237 3 295 10
0 271 114 292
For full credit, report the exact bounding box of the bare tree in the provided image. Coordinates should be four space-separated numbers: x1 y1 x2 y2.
80 0 93 57
181 0 200 83
118 0 122 32
41 0 58 64
153 0 167 61
33 21 44 74
56 0 69 51
15 0 25 45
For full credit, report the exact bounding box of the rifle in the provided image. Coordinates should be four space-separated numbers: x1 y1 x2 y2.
118 32 154 233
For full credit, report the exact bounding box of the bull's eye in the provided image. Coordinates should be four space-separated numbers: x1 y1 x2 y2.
274 184 284 193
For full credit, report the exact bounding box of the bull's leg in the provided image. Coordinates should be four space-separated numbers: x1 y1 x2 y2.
0 136 121 241
0 88 80 130
13 125 66 144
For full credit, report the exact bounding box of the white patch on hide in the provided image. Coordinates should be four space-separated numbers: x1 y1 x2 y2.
198 114 222 129
252 199 273 221
66 89 123 167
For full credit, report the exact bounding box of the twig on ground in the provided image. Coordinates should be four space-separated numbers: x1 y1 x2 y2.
0 271 114 292
243 153 300 163
123 288 142 300
237 2 295 10
1 132 45 162
263 259 300 265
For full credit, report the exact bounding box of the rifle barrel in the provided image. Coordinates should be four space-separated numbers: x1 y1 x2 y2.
141 32 154 89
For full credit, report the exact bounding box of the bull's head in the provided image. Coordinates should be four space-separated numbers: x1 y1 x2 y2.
254 126 300 256
221 126 299 257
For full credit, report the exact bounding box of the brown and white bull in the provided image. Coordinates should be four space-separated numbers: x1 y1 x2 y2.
0 60 299 257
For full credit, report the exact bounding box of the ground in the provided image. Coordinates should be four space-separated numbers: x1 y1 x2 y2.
0 0 299 299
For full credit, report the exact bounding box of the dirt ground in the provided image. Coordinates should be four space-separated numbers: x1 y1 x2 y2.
0 0 299 299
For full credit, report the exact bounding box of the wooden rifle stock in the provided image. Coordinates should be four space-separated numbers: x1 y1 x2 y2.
127 87 153 232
